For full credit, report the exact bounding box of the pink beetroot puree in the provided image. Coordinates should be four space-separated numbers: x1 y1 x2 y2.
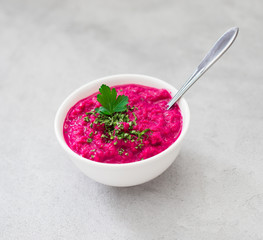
63 84 183 164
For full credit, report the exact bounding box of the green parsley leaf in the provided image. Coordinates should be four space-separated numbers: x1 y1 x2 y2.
96 84 129 115
95 107 111 115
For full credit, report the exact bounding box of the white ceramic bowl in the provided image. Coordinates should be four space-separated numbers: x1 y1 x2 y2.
54 74 190 187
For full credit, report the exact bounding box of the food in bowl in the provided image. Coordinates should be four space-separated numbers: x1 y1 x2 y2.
63 84 183 164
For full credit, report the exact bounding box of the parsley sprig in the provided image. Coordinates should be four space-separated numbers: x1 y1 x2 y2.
95 84 128 115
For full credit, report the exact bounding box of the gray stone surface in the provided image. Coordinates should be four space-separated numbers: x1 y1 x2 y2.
1 0 263 239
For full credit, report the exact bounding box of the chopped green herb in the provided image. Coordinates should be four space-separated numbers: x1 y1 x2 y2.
128 105 135 111
90 123 93 128
125 153 128 156
114 141 117 145
91 149 96 152
131 128 151 140
118 148 125 155
138 143 144 149
140 128 150 135
130 130 137 135
132 112 137 121
86 110 96 116
84 116 90 122
91 155 95 159
87 138 93 143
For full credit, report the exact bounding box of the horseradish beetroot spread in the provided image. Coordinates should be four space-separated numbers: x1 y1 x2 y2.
63 84 182 164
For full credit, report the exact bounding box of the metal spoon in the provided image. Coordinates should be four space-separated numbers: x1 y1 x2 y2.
167 27 239 110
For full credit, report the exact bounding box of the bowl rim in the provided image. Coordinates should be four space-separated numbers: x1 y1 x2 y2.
54 74 190 168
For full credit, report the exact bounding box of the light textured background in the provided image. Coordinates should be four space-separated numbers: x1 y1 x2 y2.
1 0 263 239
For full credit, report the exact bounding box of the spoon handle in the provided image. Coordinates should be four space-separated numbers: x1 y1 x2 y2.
167 27 239 110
